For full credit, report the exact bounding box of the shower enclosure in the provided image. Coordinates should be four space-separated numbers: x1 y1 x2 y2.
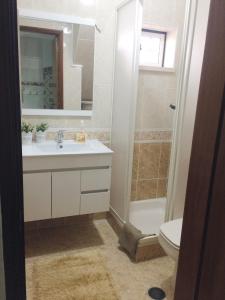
110 0 194 241
110 0 143 223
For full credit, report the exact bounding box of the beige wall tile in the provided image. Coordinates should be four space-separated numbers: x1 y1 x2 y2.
131 180 138 201
159 143 171 178
139 143 161 179
132 143 140 181
137 179 157 200
134 130 172 142
157 179 168 198
131 141 172 201
45 130 110 142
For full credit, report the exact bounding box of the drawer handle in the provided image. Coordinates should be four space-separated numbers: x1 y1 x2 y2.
81 189 109 195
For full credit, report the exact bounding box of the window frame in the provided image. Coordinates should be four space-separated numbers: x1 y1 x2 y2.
140 28 167 68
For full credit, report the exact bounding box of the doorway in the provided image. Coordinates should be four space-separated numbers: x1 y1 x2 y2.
1 0 225 299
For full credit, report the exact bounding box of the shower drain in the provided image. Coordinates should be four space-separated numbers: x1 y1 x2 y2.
148 287 166 300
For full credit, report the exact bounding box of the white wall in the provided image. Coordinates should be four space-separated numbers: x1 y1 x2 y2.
136 71 176 131
135 0 186 133
142 0 185 29
75 25 95 102
172 0 211 218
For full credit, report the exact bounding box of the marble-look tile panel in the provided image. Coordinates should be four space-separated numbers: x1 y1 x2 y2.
135 130 172 142
137 179 158 200
46 129 111 143
132 143 140 180
131 180 138 201
159 143 171 178
157 179 168 198
139 143 161 180
131 141 172 201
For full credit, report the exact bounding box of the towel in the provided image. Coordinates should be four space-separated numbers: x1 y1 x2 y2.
119 222 146 259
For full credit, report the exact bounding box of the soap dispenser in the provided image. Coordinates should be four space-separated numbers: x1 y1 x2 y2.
76 120 87 143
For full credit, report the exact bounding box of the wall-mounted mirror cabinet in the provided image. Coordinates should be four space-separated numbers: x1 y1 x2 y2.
19 10 96 116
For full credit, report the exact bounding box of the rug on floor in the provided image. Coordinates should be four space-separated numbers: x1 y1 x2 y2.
26 250 119 300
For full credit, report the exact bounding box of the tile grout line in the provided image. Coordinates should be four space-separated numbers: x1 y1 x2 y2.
135 143 141 201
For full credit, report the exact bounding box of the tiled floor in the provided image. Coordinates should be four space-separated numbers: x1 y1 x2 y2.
25 217 175 300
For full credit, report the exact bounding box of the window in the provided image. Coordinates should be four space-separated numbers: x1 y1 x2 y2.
140 29 167 68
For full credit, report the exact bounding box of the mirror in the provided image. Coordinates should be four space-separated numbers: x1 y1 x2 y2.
19 14 95 114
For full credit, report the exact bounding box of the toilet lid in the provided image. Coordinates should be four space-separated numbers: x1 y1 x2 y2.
160 218 183 248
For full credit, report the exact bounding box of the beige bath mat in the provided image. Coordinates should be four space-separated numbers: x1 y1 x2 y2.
26 250 119 300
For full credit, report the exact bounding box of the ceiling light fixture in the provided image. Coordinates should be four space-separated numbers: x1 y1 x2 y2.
80 0 95 6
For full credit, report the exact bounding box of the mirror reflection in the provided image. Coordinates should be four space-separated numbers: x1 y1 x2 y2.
20 27 63 109
19 18 95 111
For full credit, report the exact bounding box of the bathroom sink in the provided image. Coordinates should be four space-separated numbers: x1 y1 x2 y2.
36 141 91 153
22 140 113 157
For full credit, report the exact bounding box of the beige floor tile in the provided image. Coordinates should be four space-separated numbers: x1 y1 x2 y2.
25 218 175 300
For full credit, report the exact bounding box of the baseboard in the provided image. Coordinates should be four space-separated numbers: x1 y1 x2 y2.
109 206 125 228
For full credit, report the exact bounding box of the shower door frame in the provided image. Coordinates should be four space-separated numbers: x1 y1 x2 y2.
110 0 143 224
175 0 225 298
0 0 26 298
165 0 199 221
165 0 211 221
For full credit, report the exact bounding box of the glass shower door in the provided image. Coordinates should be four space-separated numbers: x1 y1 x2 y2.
110 0 143 222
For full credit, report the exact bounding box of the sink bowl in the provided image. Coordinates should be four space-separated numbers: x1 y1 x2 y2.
36 142 91 153
22 140 113 157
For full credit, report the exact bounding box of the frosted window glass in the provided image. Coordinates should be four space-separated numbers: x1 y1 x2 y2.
140 30 166 67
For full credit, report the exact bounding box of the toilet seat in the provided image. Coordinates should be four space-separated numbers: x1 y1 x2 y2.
158 218 183 261
160 231 180 250
160 218 182 248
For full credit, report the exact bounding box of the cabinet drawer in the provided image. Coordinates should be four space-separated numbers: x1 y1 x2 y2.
81 168 111 192
80 192 110 215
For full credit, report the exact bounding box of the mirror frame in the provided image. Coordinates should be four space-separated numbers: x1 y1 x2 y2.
19 8 95 117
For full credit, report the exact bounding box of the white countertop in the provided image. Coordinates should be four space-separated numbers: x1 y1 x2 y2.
22 140 113 157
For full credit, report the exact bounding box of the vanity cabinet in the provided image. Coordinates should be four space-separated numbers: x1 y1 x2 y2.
23 167 111 222
23 173 52 222
22 140 113 222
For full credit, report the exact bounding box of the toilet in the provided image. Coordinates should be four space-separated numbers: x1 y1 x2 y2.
158 218 183 287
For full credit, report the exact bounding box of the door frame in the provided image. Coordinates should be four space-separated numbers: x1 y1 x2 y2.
175 0 225 298
110 0 143 224
165 0 210 221
1 0 225 299
0 0 26 299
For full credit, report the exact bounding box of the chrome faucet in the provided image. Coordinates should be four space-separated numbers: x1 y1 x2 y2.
56 130 64 148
